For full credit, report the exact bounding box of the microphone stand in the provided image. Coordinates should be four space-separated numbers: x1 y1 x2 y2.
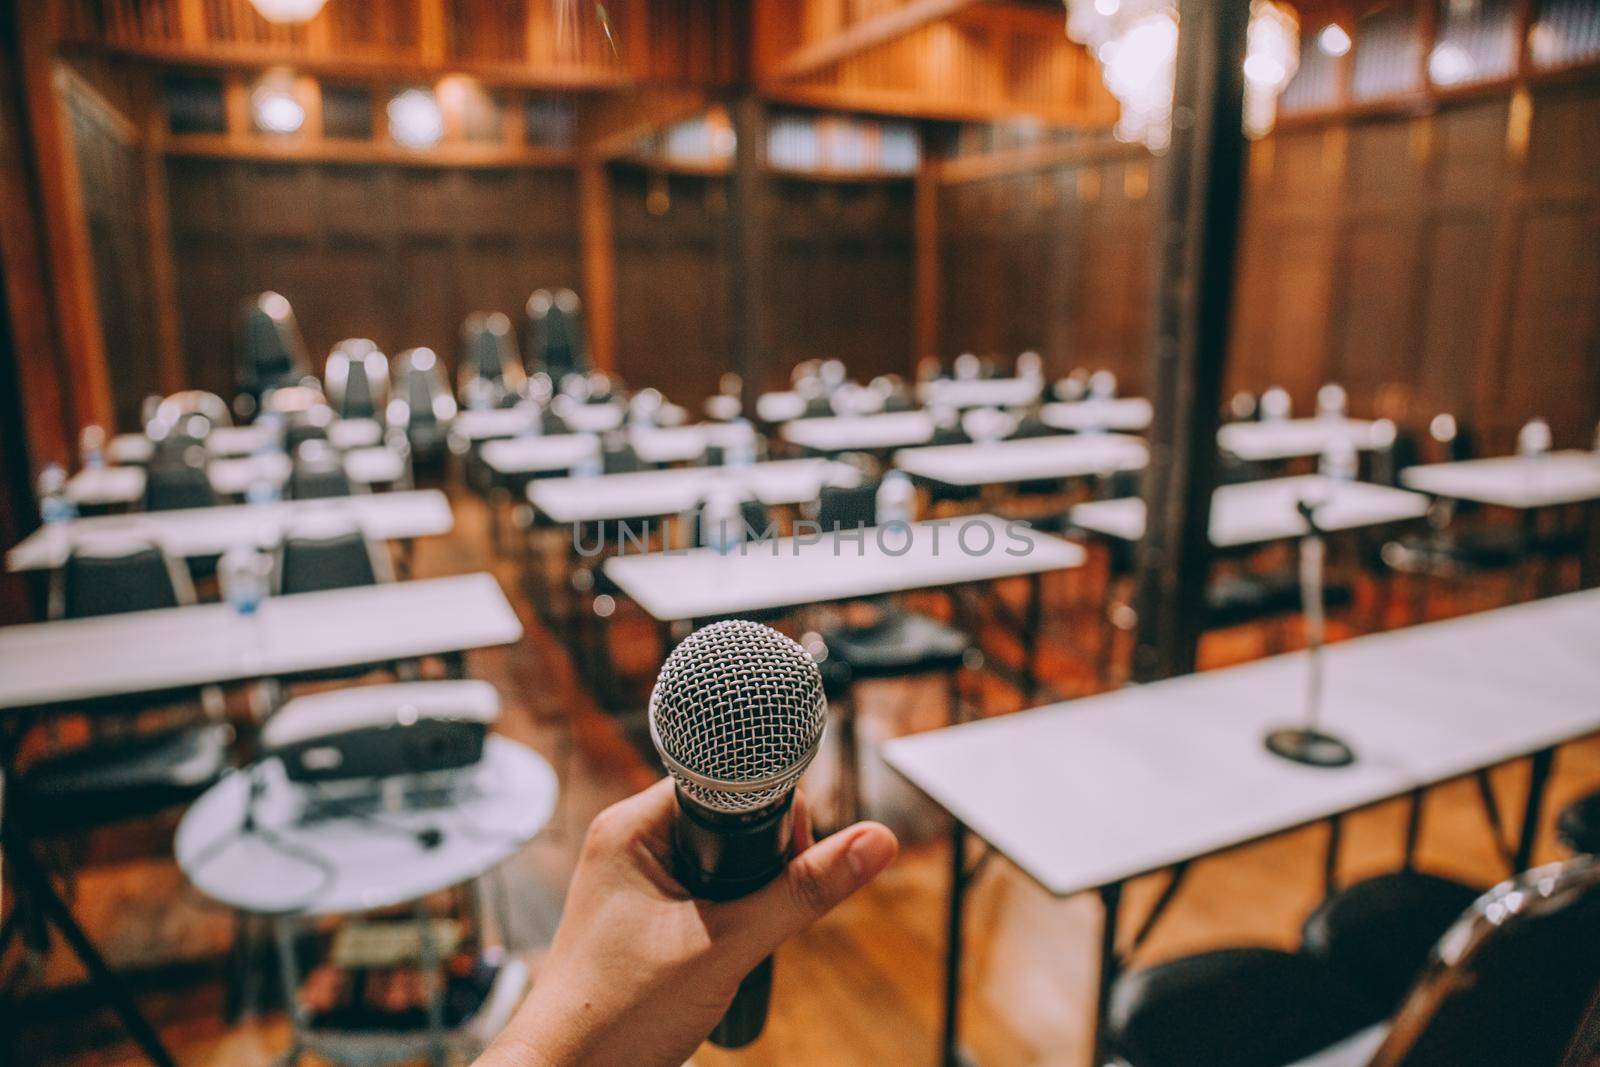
1264 499 1356 768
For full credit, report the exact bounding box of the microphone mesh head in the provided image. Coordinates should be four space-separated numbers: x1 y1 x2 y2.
649 619 827 814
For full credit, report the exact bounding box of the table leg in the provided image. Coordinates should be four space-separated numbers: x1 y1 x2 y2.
0 830 179 1067
273 917 304 1066
1025 571 1043 703
1090 881 1124 1066
1514 747 1557 873
941 819 970 1067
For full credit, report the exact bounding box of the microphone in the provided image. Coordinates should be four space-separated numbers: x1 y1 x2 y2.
648 619 828 1048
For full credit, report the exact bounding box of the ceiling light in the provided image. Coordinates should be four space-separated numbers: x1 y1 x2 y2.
248 0 328 24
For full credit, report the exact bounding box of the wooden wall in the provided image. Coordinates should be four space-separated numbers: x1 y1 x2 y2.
941 82 1600 449
64 72 162 431
164 159 582 397
939 151 1154 392
610 165 915 403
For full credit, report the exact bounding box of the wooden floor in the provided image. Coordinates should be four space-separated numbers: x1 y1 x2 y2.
7 487 1598 1066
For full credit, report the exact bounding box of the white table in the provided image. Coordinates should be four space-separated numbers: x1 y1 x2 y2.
1218 417 1388 462
756 391 806 424
478 434 599 478
1400 451 1600 510
528 459 858 525
918 377 1043 409
780 411 935 453
0 573 521 710
451 408 535 443
1069 476 1430 548
883 588 1600 1065
1039 398 1154 433
176 736 552 1062
7 489 453 572
560 403 625 434
627 424 759 466
107 420 390 467
66 447 406 507
605 513 1085 696
895 435 1148 488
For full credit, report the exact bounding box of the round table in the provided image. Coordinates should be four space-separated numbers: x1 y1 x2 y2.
177 736 556 917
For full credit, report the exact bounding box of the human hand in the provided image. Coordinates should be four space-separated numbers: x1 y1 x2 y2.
475 779 898 1067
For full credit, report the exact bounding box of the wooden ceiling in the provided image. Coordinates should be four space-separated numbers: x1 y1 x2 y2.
49 0 1120 126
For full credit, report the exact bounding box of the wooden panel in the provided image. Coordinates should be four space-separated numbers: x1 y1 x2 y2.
65 73 161 430
56 0 743 90
166 156 580 386
1499 203 1600 444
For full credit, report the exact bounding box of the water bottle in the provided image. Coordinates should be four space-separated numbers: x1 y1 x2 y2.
725 420 756 468
517 398 542 438
1320 437 1359 482
38 464 75 526
876 470 916 526
1316 383 1348 420
220 545 268 615
1517 417 1552 457
702 484 744 555
79 425 106 469
575 438 602 479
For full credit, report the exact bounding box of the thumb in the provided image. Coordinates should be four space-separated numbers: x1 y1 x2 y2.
714 821 897 962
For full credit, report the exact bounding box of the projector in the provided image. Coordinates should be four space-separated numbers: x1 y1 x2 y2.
261 681 500 784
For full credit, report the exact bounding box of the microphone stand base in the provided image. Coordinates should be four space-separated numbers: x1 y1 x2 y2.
1264 727 1355 768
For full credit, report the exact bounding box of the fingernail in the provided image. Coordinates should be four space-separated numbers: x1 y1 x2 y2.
845 826 896 880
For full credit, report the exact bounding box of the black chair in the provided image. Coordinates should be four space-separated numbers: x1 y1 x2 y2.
814 481 977 824
1558 790 1600 855
390 347 456 465
276 521 391 597
600 434 643 475
527 288 588 383
1105 947 1373 1067
1372 856 1600 1066
1105 857 1600 1067
235 291 311 417
690 497 774 549
4 541 230 1065
287 440 353 500
143 453 218 512
459 310 524 408
1300 871 1483 1021
324 339 388 422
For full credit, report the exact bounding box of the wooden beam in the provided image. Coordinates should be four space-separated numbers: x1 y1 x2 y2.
577 159 618 374
726 93 773 411
0 0 73 470
18 13 115 433
912 130 940 368
138 71 184 395
762 0 983 83
1129 0 1251 685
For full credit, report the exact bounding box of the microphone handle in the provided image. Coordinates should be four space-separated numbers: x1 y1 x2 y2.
671 788 796 1049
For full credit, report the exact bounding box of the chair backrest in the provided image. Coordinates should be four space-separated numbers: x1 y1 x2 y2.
527 288 588 382
392 348 453 427
600 434 642 475
288 441 351 500
156 390 232 429
817 482 880 531
325 339 388 421
692 498 773 548
1372 856 1600 1067
460 312 524 407
237 292 310 396
144 456 217 512
61 540 190 619
277 520 388 595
